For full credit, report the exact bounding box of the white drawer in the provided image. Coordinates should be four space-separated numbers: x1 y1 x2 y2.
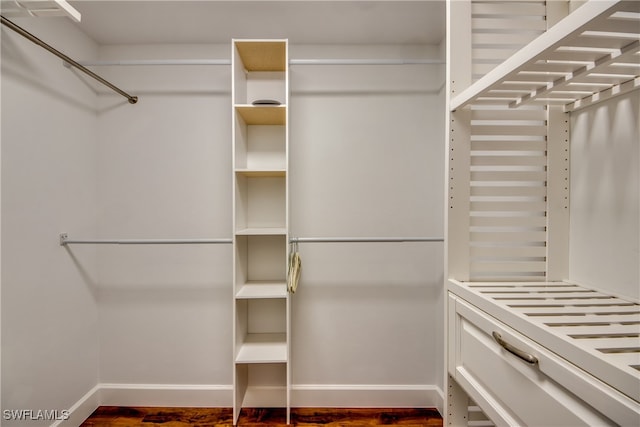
448 293 639 426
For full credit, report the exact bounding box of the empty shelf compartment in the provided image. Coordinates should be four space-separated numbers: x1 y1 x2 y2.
235 333 287 363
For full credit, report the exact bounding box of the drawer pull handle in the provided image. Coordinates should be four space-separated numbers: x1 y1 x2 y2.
492 331 538 365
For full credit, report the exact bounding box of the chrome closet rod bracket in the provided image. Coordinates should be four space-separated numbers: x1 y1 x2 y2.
59 233 232 246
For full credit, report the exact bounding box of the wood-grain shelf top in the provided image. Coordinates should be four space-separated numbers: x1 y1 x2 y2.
235 105 286 125
235 168 286 177
235 227 287 236
235 40 287 72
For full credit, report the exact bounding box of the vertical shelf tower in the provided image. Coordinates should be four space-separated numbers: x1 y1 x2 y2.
232 39 290 425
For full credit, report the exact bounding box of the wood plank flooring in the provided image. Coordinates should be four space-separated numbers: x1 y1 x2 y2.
81 406 443 426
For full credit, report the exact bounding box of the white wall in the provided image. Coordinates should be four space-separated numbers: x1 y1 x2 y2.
289 44 444 397
94 43 445 405
569 91 639 301
1 18 100 424
2 30 444 415
94 44 233 394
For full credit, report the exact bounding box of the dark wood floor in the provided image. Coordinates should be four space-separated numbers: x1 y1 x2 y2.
81 406 443 426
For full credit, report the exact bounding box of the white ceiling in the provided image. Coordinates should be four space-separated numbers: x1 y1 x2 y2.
68 1 445 46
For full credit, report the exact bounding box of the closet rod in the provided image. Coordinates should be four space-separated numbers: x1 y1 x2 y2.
59 234 231 246
0 15 138 104
78 58 444 67
289 237 444 243
292 58 443 65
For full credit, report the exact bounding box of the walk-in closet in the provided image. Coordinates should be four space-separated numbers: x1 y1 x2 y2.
1 1 638 426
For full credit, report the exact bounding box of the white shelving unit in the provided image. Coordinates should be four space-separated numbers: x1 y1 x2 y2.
232 39 290 425
446 1 639 426
451 0 640 112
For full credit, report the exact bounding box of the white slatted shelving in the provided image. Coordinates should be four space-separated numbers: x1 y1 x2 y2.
453 0 640 112
449 280 640 403
446 1 640 425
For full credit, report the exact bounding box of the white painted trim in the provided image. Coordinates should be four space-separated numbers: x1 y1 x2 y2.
292 384 443 410
52 385 101 427
55 383 443 425
99 383 233 407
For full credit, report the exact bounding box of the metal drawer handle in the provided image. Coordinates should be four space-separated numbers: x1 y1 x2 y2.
492 331 539 365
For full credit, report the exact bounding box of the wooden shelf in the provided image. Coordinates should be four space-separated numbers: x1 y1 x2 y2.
236 281 287 299
236 105 286 125
451 0 640 112
235 227 286 236
235 40 287 72
235 168 286 177
235 333 287 363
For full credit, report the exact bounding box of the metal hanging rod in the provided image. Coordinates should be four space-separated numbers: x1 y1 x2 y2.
1 15 138 104
289 237 444 243
78 58 444 67
81 59 232 66
59 233 231 246
292 58 444 65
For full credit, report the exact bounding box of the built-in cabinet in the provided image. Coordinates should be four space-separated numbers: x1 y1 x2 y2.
446 1 639 425
232 39 290 425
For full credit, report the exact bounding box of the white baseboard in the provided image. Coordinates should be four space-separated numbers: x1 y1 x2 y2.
99 383 233 407
292 384 443 410
242 384 443 410
52 385 101 427
58 383 443 425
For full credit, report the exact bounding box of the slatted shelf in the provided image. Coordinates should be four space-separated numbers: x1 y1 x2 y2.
452 0 640 112
450 279 640 404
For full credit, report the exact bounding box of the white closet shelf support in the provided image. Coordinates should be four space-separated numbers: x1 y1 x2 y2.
59 233 232 246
